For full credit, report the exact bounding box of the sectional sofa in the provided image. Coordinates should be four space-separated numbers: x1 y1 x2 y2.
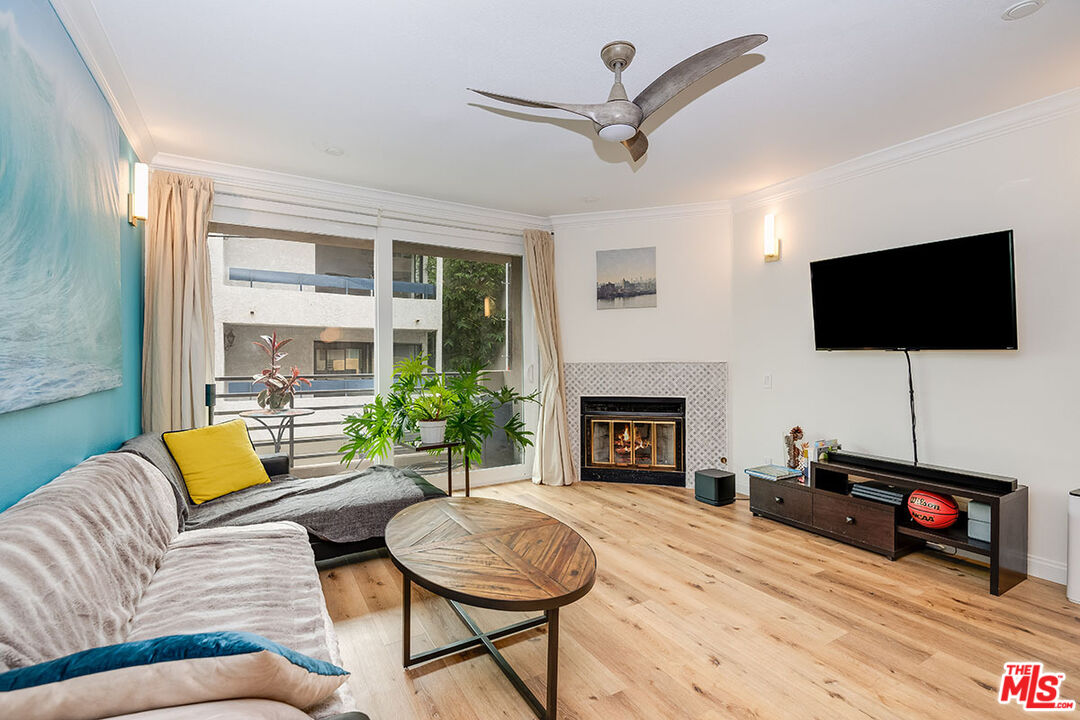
0 451 368 719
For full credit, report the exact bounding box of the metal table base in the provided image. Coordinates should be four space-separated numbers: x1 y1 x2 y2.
402 577 560 719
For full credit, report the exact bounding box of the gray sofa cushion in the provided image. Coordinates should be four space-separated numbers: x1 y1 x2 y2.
185 465 425 543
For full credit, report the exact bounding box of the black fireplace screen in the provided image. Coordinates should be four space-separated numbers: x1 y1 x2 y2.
588 419 678 469
580 396 685 485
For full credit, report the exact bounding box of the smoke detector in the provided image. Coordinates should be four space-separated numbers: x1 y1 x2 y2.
1002 0 1046 20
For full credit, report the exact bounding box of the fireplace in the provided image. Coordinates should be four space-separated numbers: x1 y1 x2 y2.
580 396 685 486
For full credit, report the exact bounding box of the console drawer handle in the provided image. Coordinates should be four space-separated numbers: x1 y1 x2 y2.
845 516 856 524
774 496 784 504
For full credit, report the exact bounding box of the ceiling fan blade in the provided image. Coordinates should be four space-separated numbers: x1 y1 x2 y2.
632 34 767 121
468 88 603 123
621 131 649 161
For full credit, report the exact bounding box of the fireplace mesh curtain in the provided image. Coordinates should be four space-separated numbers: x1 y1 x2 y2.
524 229 576 486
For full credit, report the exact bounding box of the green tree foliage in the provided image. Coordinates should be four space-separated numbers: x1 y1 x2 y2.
441 258 506 370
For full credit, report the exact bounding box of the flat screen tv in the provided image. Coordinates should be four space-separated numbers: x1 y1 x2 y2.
810 231 1017 351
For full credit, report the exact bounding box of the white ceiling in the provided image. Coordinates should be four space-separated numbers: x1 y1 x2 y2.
86 0 1080 216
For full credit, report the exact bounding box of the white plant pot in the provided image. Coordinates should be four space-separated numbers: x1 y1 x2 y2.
417 419 447 446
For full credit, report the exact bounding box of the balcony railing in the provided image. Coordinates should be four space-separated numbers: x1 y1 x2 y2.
227 268 436 298
208 370 518 476
207 372 375 467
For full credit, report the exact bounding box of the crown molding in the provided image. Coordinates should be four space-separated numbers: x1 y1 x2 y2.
50 0 156 161
732 86 1080 213
549 200 731 230
151 154 550 238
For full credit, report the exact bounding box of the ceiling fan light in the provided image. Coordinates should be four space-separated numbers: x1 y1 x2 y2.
1002 0 1045 20
597 124 637 142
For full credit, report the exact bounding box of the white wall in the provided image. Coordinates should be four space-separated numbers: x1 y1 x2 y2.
729 110 1080 582
552 207 733 363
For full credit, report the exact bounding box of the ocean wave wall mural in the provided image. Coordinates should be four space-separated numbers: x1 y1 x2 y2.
0 0 123 414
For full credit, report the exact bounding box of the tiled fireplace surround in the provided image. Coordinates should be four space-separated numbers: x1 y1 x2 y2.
564 362 729 488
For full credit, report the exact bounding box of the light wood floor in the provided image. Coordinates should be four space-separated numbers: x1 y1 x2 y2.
319 481 1080 719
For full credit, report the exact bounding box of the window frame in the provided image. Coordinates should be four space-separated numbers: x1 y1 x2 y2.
205 217 539 486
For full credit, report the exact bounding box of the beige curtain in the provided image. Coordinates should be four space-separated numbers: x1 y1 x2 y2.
524 229 576 486
142 172 215 433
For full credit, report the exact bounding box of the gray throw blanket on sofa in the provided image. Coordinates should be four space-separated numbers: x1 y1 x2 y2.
118 434 425 544
184 466 424 543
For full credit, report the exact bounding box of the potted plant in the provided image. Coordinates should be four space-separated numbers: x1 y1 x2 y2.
412 381 453 445
251 332 311 412
339 355 537 467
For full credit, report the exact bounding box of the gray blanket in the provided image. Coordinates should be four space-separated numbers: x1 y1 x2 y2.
185 465 425 543
118 434 429 544
118 433 192 528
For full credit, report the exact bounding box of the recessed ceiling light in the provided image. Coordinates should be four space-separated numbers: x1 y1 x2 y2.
1002 0 1046 20
323 145 345 157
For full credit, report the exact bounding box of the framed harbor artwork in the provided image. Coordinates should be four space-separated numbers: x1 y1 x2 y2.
596 246 657 310
0 0 123 414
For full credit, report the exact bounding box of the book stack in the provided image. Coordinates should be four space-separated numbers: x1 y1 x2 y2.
850 481 906 506
810 438 841 464
745 465 804 482
802 438 841 483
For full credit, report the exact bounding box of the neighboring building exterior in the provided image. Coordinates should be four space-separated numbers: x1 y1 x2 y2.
211 233 442 378
208 232 443 471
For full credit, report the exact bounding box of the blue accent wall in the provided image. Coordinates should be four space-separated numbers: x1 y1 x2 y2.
0 131 144 512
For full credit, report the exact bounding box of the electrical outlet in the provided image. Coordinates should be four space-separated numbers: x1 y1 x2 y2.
763 373 773 389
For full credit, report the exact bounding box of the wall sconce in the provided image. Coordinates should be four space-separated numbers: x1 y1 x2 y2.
128 162 149 226
763 213 780 262
484 296 495 317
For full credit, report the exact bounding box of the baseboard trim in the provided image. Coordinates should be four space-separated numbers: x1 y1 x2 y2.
1027 554 1067 585
468 473 532 489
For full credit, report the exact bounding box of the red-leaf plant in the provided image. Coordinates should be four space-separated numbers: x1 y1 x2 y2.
251 332 311 411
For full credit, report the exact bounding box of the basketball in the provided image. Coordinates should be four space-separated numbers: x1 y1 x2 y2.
907 490 959 529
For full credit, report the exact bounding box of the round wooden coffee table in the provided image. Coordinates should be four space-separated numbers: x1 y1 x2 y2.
386 497 597 720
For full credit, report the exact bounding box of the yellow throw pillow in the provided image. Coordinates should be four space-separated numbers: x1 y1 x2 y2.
162 419 271 504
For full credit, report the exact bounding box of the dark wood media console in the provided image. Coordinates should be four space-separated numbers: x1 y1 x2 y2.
749 455 1028 595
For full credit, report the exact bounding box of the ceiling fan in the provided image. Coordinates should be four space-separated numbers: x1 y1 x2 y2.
468 34 767 162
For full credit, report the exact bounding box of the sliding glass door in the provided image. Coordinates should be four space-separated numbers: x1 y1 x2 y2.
206 222 536 484
207 227 378 471
390 238 526 476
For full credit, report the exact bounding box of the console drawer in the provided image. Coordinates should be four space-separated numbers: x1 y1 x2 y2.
750 478 812 525
813 493 895 551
